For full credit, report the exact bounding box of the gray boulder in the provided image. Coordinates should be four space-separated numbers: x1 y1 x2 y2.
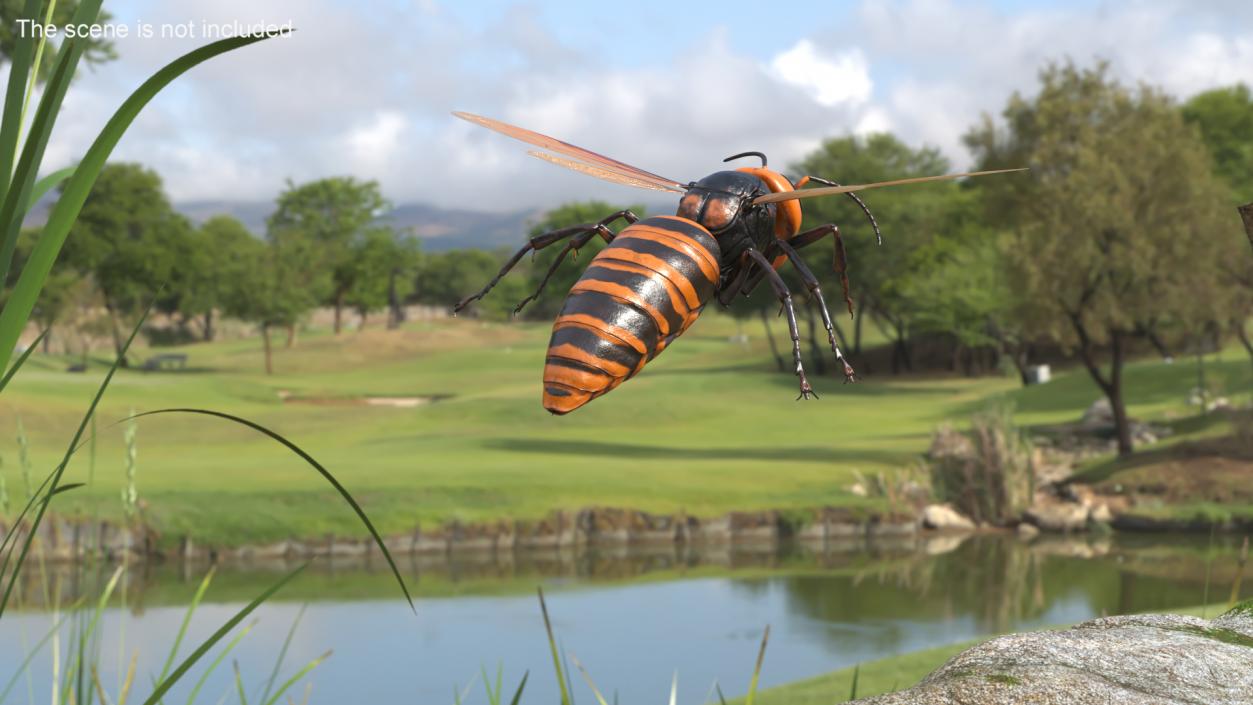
855 603 1253 704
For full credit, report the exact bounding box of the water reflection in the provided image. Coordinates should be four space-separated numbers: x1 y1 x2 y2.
1 533 1247 704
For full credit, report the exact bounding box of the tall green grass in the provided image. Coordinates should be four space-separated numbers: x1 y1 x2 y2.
0 2 412 702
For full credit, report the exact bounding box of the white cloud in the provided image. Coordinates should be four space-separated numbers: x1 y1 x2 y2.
342 111 408 174
769 40 873 108
37 0 1253 214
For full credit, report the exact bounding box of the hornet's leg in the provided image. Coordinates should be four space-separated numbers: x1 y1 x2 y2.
770 239 855 382
743 248 816 400
738 224 854 317
453 210 638 313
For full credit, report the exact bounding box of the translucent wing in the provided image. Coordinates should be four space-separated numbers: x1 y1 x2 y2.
528 151 685 193
754 168 1028 205
454 111 688 192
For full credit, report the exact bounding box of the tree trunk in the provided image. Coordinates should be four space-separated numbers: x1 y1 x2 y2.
387 272 405 330
804 305 826 375
1071 316 1133 456
759 308 785 372
831 317 850 357
285 324 297 348
1238 202 1253 250
261 323 274 375
103 300 129 368
202 310 214 342
333 295 344 335
1236 322 1253 369
1104 330 1133 456
1002 341 1031 386
852 296 866 355
889 323 911 375
358 311 368 331
41 329 51 354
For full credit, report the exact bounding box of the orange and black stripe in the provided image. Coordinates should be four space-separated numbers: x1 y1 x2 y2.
543 216 722 414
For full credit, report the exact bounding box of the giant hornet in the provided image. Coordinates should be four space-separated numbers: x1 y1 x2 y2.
452 112 1022 414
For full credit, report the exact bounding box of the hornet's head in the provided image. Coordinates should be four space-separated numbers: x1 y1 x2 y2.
676 152 803 246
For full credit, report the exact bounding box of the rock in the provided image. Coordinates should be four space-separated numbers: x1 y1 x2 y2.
854 602 1253 704
1016 522 1040 538
1024 501 1089 532
922 504 976 531
1079 398 1113 429
1089 502 1113 524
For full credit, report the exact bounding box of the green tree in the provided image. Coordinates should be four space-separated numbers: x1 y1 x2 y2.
416 248 530 321
515 201 645 320
344 227 420 330
794 133 961 372
267 177 389 334
901 229 1029 380
168 215 260 341
5 226 80 352
1181 84 1253 365
216 231 296 375
61 162 190 364
966 62 1231 455
1182 84 1253 200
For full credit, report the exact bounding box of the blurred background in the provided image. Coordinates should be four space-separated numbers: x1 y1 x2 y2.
0 1 1250 703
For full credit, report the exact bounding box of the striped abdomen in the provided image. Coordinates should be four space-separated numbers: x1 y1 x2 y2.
543 216 722 414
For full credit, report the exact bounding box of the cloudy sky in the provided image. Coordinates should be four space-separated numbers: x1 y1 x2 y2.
32 0 1253 212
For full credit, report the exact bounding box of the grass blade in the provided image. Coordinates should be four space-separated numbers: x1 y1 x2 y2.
0 297 152 618
258 603 307 705
233 661 249 705
141 565 306 705
119 651 138 705
128 408 413 610
0 463 60 582
568 653 609 705
1203 524 1216 619
507 671 528 705
259 650 331 705
0 598 85 702
716 683 728 705
847 664 860 702
538 587 572 705
185 620 258 705
1230 536 1249 609
91 665 110 705
0 328 45 394
156 567 217 689
669 672 677 705
25 165 75 213
0 0 102 287
481 664 499 705
17 0 59 137
744 625 770 705
0 0 42 196
0 28 289 374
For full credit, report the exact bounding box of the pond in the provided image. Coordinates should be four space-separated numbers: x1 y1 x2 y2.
1 532 1248 704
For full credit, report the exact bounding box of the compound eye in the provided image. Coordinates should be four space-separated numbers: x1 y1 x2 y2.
702 195 740 232
677 192 702 221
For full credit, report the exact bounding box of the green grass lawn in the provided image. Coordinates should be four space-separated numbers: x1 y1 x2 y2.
1 313 1248 546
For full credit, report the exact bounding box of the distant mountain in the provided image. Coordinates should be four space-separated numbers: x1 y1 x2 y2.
24 195 542 252
384 203 543 251
178 201 542 252
175 200 274 233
